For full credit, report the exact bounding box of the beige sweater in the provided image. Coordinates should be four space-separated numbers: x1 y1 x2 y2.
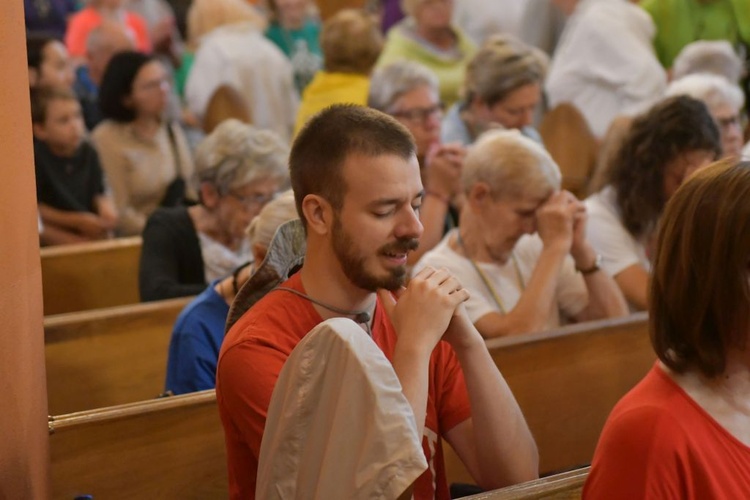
92 120 194 236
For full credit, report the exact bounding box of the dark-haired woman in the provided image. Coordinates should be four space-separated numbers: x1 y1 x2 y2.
583 160 750 498
584 95 720 310
92 51 194 236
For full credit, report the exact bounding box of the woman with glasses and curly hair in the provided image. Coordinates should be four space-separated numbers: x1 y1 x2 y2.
584 95 721 310
139 119 289 301
584 160 750 498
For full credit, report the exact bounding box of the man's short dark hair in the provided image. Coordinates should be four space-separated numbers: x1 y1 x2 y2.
30 86 78 124
98 50 154 122
27 34 57 71
289 104 416 227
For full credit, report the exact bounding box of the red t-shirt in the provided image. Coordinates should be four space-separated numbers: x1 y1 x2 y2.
216 272 472 499
65 8 152 58
584 364 750 499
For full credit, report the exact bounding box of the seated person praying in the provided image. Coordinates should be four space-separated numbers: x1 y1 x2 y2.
32 87 118 246
414 130 628 337
139 119 289 301
164 190 299 395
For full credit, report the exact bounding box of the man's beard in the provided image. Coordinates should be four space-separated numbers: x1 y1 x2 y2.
331 215 418 292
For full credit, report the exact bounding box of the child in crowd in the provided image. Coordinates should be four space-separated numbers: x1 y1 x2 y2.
27 35 75 90
32 86 118 245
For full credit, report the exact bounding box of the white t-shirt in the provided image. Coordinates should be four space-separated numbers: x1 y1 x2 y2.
185 23 299 144
413 231 588 330
585 186 650 277
452 0 524 45
544 0 666 137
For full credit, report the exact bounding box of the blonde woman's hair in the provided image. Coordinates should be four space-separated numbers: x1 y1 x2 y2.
322 9 383 74
246 190 299 249
463 34 548 106
187 0 266 50
462 129 561 200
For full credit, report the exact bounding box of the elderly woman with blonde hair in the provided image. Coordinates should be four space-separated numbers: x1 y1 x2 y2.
414 129 628 338
139 119 290 302
294 9 383 135
183 0 298 143
164 189 300 395
442 34 548 146
376 0 476 107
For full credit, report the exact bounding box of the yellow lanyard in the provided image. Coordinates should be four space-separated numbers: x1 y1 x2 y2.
456 231 525 315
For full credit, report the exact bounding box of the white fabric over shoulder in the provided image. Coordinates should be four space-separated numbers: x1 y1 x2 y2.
256 317 427 499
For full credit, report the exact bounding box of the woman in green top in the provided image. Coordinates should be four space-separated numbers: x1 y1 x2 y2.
265 0 323 94
376 0 476 108
641 0 750 68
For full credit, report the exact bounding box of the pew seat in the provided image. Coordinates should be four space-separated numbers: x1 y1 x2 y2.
41 237 142 315
49 390 226 499
45 297 192 414
48 314 650 497
445 313 652 484
464 467 589 500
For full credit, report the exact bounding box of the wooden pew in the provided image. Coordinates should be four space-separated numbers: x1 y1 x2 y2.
45 297 192 415
48 314 648 497
462 467 589 500
41 236 143 315
49 390 227 499
445 313 653 485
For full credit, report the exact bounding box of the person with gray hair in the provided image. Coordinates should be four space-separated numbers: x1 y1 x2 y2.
165 190 299 395
414 130 628 338
671 40 745 83
442 34 548 146
369 60 467 264
665 73 745 158
139 119 290 301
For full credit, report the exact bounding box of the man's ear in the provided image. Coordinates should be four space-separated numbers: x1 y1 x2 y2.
301 194 334 236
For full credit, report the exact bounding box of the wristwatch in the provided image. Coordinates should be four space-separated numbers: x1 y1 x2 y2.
577 254 602 275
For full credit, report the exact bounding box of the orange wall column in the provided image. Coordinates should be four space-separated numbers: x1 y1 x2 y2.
0 1 51 498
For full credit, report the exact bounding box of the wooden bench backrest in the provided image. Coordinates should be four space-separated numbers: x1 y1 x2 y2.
445 313 653 484
540 103 599 198
44 297 192 414
203 84 252 134
49 390 227 499
463 467 589 500
48 315 649 496
41 237 142 315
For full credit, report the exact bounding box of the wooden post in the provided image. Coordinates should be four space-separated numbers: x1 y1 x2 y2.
0 2 50 498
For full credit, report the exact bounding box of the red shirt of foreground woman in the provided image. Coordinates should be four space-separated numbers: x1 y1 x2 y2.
583 160 750 499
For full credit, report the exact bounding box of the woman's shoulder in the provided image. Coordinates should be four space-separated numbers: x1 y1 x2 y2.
91 120 127 141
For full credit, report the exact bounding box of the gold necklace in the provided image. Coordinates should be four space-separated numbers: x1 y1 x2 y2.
455 231 525 315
